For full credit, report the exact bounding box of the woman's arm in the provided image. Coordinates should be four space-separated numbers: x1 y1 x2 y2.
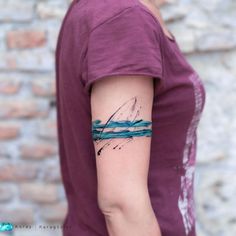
90 75 162 236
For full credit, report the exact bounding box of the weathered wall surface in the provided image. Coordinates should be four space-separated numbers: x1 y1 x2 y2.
0 0 235 235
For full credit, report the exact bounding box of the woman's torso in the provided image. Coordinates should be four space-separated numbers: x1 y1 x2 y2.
56 0 206 235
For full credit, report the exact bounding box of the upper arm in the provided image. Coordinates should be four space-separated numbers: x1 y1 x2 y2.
91 75 154 209
84 5 163 210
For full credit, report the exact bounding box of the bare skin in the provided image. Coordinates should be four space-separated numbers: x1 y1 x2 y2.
92 76 162 236
139 0 175 40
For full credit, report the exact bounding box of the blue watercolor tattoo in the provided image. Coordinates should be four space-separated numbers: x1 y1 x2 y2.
92 120 152 129
92 120 152 140
92 96 152 156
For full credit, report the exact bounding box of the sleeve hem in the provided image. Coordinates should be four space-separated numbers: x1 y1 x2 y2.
84 71 163 94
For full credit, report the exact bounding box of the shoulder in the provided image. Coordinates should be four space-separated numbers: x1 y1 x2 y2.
71 0 160 34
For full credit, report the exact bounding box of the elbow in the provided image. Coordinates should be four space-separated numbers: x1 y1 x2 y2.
97 189 161 236
98 195 127 216
97 188 150 217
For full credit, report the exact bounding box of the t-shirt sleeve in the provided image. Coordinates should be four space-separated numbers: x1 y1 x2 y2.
84 5 163 93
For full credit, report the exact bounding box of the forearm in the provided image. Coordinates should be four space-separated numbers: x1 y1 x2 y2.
101 198 162 236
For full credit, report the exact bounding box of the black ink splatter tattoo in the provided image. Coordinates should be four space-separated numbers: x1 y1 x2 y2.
92 96 152 156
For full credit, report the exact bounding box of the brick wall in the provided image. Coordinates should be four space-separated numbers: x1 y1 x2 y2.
0 0 70 235
0 0 235 236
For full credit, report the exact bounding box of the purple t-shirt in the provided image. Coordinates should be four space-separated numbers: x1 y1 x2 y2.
55 0 206 235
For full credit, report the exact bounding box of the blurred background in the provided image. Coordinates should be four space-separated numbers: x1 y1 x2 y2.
0 0 235 235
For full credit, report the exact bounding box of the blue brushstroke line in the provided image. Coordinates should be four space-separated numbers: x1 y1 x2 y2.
0 222 14 232
92 119 152 129
92 129 152 140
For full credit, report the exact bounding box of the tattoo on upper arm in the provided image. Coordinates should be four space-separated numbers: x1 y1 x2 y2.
92 96 152 156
